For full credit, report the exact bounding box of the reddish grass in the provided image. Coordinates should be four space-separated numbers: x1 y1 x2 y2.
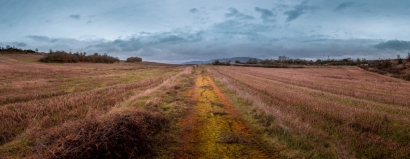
209 66 410 158
0 54 189 158
37 109 170 159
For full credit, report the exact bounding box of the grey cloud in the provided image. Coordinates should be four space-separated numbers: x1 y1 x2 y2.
255 7 275 22
334 2 355 12
284 1 312 22
12 42 27 47
45 20 52 23
225 8 239 17
69 14 80 20
88 32 202 53
211 20 271 41
86 20 93 24
225 8 254 20
189 8 198 13
158 35 184 43
374 40 410 51
26 35 59 43
26 35 50 42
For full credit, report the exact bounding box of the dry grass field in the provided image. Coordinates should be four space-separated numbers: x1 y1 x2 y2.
209 66 410 158
1 53 410 159
0 54 193 158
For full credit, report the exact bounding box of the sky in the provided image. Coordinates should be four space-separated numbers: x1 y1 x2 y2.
1 0 410 63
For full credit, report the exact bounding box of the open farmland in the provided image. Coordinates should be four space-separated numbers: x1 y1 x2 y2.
0 54 194 158
1 53 410 159
209 66 410 158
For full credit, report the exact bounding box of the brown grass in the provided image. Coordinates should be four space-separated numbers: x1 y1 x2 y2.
209 66 410 158
36 109 170 159
0 54 190 158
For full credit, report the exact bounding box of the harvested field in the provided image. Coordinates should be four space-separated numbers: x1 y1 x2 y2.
209 66 410 158
2 53 410 159
0 54 191 158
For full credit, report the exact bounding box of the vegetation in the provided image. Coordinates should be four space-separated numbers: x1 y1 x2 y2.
397 54 403 64
0 54 191 158
0 45 37 54
39 50 119 63
126 56 142 62
359 58 410 81
209 66 410 158
1 53 410 158
407 52 410 62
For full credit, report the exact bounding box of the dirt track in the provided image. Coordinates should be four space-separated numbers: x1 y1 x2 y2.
177 69 279 158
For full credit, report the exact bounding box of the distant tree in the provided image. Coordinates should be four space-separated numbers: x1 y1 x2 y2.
212 60 220 65
397 54 403 64
235 60 241 64
315 59 322 65
225 60 231 66
126 56 142 62
362 58 367 64
35 48 38 52
246 58 258 64
278 56 289 62
407 52 410 63
39 51 119 63
382 60 392 68
356 58 361 66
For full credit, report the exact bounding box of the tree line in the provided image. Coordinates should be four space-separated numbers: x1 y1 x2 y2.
39 50 120 63
212 56 362 66
212 54 410 67
0 45 37 54
0 45 144 64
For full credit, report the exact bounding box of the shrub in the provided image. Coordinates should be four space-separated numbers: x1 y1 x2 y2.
39 51 119 63
398 54 403 64
356 58 361 67
212 60 221 65
381 60 392 68
40 109 170 158
407 52 410 63
403 74 410 81
126 56 142 62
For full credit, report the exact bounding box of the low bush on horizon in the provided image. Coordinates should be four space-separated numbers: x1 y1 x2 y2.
126 56 143 62
39 51 120 63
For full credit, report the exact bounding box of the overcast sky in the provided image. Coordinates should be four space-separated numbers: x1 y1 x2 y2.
1 0 410 63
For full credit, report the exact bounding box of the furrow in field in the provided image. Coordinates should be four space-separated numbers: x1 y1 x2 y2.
211 66 410 158
0 69 182 146
218 67 410 106
217 67 410 119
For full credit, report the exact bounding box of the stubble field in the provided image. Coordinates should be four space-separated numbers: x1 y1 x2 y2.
1 53 409 159
209 66 410 158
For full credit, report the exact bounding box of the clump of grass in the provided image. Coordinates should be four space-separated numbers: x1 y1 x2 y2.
37 109 170 159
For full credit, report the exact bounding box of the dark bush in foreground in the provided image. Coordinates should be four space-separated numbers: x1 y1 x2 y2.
40 110 170 159
126 56 142 62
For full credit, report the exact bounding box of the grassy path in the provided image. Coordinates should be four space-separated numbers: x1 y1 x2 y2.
177 69 279 158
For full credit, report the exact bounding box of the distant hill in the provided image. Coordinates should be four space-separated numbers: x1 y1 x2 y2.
182 57 261 64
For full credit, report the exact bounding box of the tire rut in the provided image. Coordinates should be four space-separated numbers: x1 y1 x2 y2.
177 70 282 159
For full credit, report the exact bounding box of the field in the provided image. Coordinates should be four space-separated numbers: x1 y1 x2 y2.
0 54 192 158
209 66 410 158
1 53 410 158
